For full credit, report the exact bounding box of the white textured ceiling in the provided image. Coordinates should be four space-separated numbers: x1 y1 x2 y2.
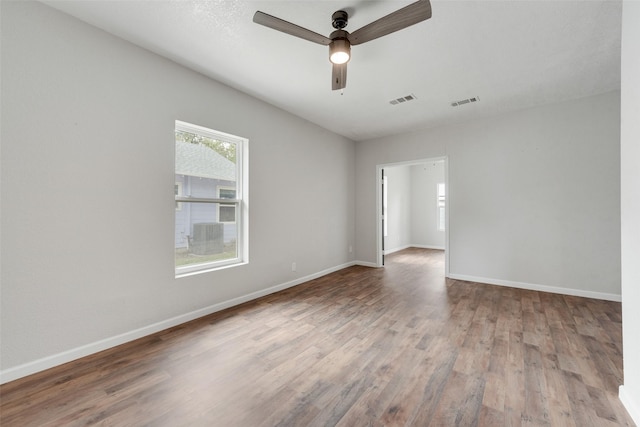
42 0 622 141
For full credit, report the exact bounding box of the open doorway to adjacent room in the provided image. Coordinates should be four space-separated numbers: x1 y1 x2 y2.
376 157 449 276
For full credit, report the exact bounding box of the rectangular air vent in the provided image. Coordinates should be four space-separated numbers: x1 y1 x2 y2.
390 94 417 105
451 96 479 107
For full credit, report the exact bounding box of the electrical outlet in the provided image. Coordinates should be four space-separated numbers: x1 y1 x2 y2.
291 262 296 272
349 245 353 253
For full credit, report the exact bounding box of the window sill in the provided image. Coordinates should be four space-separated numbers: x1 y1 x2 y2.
175 260 248 279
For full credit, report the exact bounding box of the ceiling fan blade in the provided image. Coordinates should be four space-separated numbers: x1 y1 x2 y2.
253 11 332 46
332 63 347 90
348 0 432 46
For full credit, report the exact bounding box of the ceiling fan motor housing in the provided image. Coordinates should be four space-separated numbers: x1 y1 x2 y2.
332 10 349 29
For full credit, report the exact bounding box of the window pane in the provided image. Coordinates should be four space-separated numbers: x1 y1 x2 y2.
219 205 236 222
175 131 237 200
175 202 238 267
219 188 236 199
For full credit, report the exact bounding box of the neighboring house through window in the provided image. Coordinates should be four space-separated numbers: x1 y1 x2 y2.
174 120 248 275
217 186 236 223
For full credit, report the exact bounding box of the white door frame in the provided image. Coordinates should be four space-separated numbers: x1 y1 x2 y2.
375 156 450 277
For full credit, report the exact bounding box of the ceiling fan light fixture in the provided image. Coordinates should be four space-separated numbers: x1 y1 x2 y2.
329 38 351 64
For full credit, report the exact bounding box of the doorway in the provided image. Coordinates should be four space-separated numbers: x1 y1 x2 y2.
376 157 449 276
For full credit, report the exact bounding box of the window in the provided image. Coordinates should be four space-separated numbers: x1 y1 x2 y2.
174 120 247 275
217 187 236 223
175 183 183 210
437 182 446 231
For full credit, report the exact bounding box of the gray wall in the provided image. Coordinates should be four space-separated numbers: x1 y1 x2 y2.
355 91 621 300
1 1 355 380
383 165 412 253
411 162 445 249
620 0 640 422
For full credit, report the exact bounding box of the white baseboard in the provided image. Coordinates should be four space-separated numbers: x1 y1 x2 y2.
354 261 378 268
619 385 640 425
385 245 445 255
383 245 411 255
0 261 356 385
447 273 621 302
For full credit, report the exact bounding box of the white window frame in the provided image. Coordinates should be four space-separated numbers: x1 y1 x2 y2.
175 120 248 277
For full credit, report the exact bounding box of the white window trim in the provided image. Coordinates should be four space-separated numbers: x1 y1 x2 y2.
175 120 249 277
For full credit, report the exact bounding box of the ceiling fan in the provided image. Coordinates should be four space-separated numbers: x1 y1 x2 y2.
253 0 432 91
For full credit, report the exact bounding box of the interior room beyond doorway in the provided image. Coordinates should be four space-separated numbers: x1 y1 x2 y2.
378 158 447 269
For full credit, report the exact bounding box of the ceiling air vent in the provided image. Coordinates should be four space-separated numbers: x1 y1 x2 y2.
451 96 479 107
389 94 417 105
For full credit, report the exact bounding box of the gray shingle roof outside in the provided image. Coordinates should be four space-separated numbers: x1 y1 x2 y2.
175 141 235 181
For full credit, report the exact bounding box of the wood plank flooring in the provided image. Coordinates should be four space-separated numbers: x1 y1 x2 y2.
1 248 635 426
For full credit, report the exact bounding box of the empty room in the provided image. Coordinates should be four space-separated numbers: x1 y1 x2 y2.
1 0 639 426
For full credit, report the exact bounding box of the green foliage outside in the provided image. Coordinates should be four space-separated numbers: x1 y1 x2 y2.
176 130 236 163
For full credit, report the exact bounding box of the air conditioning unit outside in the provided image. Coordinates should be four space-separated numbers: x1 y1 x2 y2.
190 222 224 255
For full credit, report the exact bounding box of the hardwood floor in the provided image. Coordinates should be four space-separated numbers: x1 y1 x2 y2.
1 248 635 426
